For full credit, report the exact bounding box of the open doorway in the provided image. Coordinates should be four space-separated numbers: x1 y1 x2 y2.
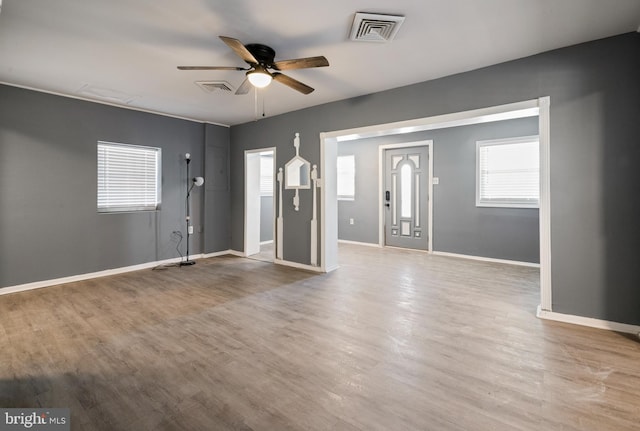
244 148 275 262
322 97 551 312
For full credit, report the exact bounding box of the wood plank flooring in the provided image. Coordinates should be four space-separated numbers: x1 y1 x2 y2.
1 244 639 430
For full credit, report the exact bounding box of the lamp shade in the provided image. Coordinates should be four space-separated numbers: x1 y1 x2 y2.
247 68 272 88
192 176 205 187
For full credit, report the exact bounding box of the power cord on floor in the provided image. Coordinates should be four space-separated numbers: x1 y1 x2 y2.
152 231 184 270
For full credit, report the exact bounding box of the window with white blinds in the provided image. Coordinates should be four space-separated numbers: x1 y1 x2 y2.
260 154 274 196
337 155 355 200
97 141 161 213
476 136 539 208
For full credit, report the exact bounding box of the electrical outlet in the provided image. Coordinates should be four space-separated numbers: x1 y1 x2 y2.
349 218 354 225
188 225 194 235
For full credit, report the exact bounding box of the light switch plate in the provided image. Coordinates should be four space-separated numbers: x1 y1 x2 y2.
433 177 440 185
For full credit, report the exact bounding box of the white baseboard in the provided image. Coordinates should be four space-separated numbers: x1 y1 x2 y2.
274 259 324 273
202 250 232 259
260 240 274 246
323 264 340 273
0 256 187 296
537 305 640 335
0 250 241 296
431 251 540 268
338 239 381 248
229 251 324 273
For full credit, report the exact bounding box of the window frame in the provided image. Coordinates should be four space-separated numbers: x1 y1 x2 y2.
97 141 162 213
337 154 356 201
476 135 540 209
259 153 274 197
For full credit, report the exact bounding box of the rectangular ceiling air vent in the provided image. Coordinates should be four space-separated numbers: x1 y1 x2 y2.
349 12 405 43
195 81 234 93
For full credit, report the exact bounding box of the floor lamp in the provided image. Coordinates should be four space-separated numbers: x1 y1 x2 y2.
181 153 204 266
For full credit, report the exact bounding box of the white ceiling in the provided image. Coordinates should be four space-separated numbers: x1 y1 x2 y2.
1 0 638 126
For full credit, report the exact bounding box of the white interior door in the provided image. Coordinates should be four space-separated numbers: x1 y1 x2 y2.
245 151 261 256
384 146 429 250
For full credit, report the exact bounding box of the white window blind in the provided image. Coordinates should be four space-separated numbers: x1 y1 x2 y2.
97 141 161 213
260 154 274 196
337 155 355 200
476 136 539 208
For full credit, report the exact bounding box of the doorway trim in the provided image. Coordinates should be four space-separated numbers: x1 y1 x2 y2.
378 141 433 251
320 97 551 312
244 147 276 259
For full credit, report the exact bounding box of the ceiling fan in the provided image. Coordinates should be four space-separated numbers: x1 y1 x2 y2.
178 36 329 95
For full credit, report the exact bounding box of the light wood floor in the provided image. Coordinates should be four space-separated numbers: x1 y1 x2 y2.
1 244 639 430
248 242 275 263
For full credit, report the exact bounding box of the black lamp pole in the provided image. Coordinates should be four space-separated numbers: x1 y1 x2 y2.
181 153 196 266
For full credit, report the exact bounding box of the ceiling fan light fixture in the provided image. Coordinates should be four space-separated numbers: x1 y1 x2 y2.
178 36 326 95
247 68 272 88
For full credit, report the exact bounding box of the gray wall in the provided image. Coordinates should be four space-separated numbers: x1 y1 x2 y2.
337 140 379 245
230 33 640 325
0 84 229 288
204 124 231 253
338 117 540 263
229 124 317 262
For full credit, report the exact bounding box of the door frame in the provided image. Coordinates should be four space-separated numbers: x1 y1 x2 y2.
244 147 276 258
378 141 433 251
320 97 551 312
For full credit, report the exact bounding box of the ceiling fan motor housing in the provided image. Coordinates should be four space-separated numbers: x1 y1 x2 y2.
245 44 276 66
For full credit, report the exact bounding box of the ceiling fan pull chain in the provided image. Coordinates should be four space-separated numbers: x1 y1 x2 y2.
254 86 258 121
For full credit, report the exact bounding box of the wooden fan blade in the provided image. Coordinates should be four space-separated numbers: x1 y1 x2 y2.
219 36 258 64
272 73 314 95
235 78 252 95
272 56 329 71
177 66 247 71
